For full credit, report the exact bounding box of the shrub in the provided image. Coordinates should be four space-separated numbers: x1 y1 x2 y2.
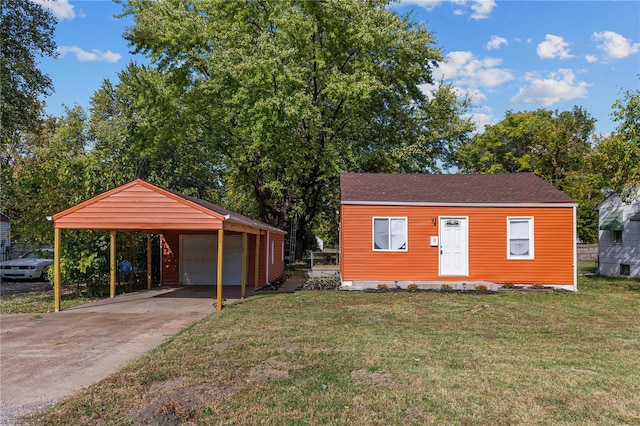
474 284 488 292
407 284 418 292
377 283 388 292
440 284 453 292
501 282 515 289
531 283 545 289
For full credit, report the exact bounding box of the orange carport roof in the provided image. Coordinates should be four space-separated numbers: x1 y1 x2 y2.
52 179 284 234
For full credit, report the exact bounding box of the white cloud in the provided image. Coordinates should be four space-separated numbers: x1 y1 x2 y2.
399 0 496 19
469 0 496 19
435 51 514 88
537 34 574 60
593 31 640 59
511 69 591 106
487 36 508 50
57 46 122 63
31 0 75 20
585 54 598 63
467 112 494 133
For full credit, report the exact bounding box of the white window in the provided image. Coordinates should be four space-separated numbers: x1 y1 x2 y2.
507 217 534 259
271 240 275 264
373 217 407 251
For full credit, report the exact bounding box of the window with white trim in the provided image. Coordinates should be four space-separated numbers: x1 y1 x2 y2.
507 217 534 259
373 217 407 251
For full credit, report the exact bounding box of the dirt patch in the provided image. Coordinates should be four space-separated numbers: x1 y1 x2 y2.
282 342 300 353
210 339 244 351
350 369 394 387
131 381 241 425
247 356 302 383
0 280 51 296
464 304 494 314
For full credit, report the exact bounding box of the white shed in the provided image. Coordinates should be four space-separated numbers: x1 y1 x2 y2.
596 192 640 278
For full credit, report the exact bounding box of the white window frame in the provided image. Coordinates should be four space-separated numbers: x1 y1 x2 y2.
507 217 534 260
372 217 408 252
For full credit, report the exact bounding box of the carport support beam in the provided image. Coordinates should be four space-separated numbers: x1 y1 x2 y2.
241 232 247 299
217 229 224 311
254 233 260 289
54 228 61 312
147 233 152 290
110 231 116 298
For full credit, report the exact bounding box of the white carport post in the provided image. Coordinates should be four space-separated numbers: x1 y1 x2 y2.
216 229 224 311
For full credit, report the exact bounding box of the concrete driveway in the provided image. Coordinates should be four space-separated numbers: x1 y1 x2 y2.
0 286 231 425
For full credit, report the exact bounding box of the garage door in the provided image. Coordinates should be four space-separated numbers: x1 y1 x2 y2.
180 234 245 286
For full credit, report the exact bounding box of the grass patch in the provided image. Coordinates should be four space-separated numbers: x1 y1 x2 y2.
578 260 598 275
23 275 640 425
0 285 99 314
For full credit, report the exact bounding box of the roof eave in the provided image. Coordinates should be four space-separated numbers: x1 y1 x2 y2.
341 200 577 208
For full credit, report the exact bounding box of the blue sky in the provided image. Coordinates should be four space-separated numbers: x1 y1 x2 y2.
37 0 639 135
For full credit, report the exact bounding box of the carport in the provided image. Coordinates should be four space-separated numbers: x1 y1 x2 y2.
51 179 286 312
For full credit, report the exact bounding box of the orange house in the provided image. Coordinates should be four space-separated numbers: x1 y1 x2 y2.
52 179 286 311
340 173 577 291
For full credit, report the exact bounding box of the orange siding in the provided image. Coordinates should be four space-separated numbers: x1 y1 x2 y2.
340 204 574 285
161 231 180 285
54 182 223 230
162 230 285 288
267 232 286 282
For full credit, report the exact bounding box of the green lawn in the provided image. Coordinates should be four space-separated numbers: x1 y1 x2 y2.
26 275 640 425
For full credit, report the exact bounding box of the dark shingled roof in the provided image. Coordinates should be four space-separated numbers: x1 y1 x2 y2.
340 173 574 204
158 184 285 234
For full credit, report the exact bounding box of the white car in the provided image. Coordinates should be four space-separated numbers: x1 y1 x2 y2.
0 248 54 281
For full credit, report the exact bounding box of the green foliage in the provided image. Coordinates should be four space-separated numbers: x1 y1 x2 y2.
605 84 640 198
1 106 97 243
60 231 110 297
0 0 57 152
116 0 473 257
454 106 598 242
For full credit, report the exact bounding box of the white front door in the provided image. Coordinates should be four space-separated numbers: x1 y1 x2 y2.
439 217 468 276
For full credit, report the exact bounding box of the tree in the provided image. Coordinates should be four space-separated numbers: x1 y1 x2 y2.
1 106 96 244
606 85 640 198
455 107 594 184
454 107 598 242
89 63 228 201
117 0 473 257
0 0 57 151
